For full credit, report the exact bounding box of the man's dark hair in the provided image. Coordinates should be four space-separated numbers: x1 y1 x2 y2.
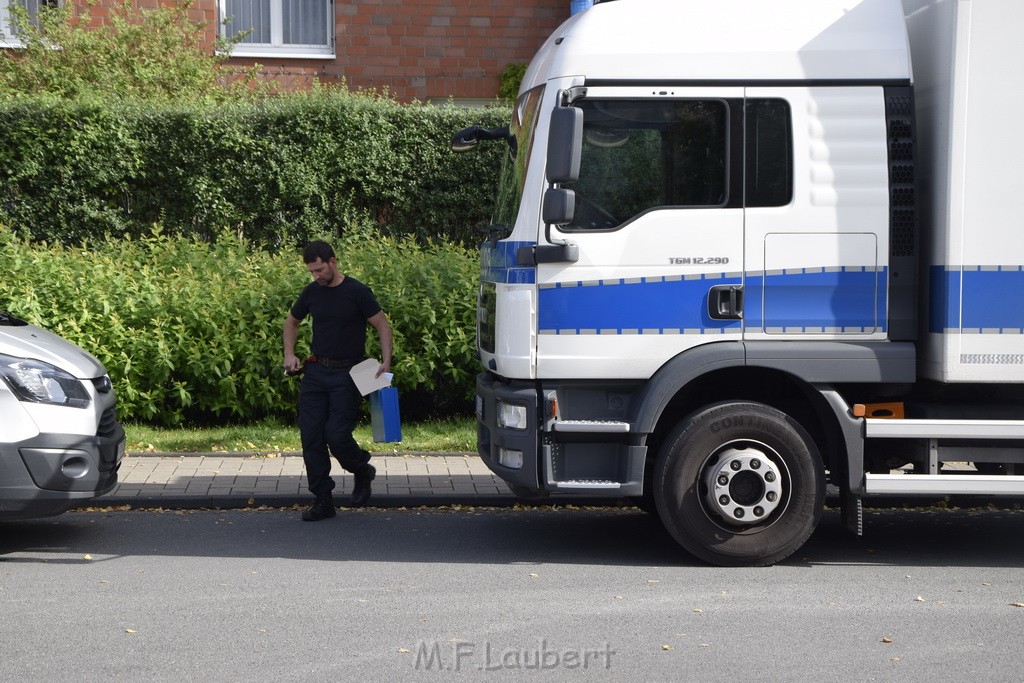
303 240 335 264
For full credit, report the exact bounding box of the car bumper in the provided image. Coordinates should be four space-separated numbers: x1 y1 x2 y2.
0 409 125 519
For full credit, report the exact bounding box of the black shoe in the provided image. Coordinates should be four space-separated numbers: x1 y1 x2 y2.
301 493 336 521
351 464 376 507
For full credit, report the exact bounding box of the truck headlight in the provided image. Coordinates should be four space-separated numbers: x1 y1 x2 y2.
497 401 529 430
0 354 91 408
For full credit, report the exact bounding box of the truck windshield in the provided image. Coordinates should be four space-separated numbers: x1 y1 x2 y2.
491 86 545 232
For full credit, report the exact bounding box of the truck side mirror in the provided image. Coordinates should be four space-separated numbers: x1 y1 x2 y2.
543 188 576 225
450 126 512 153
546 107 583 183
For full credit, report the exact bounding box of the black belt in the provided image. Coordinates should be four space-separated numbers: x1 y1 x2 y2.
306 356 356 369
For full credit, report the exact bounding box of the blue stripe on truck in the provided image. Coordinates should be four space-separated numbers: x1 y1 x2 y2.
929 266 1024 333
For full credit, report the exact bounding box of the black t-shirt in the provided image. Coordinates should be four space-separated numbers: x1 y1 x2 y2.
290 276 382 366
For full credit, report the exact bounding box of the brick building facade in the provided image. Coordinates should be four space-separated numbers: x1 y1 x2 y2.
230 1 571 102
2 0 575 103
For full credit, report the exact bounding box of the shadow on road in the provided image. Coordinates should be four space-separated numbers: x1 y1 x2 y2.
1 505 1022 568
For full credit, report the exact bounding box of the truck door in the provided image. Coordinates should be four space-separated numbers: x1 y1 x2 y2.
743 87 890 342
534 87 746 380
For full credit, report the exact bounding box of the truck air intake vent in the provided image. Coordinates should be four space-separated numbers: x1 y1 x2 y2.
885 88 917 260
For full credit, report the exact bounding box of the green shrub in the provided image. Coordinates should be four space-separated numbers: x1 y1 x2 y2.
0 92 509 248
0 226 478 424
0 0 255 102
498 63 528 102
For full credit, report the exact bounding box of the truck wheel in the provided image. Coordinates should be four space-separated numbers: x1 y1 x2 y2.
654 402 824 566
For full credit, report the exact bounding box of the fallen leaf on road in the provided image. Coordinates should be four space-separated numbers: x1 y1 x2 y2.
1010 602 1024 608
914 596 924 602
125 629 136 634
398 648 410 653
661 645 671 651
83 554 93 561
693 608 703 613
882 636 893 644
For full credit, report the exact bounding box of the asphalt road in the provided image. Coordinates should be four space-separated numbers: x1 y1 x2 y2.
2 505 1023 681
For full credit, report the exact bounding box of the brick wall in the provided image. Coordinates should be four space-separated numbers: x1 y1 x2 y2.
223 0 570 102
15 0 570 102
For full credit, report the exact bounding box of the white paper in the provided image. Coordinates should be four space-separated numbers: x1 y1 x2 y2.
349 358 393 396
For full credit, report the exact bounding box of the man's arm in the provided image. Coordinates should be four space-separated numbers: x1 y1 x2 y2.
368 311 393 377
283 313 302 373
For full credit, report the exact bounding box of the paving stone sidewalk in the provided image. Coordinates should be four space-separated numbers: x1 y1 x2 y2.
96 452 521 510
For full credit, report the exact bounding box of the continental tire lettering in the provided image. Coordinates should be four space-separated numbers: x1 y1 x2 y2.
709 415 774 433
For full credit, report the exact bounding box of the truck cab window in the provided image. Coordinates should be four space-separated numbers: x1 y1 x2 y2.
565 99 728 231
745 99 792 207
492 86 545 231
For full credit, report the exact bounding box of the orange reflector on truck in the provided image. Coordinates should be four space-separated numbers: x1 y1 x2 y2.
852 402 905 419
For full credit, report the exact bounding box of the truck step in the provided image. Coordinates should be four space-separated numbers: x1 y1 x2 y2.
864 473 1024 496
552 420 630 433
554 480 622 490
865 419 1024 440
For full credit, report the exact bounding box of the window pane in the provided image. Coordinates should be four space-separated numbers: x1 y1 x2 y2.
745 99 792 207
493 86 545 229
283 0 328 46
12 0 58 33
225 0 271 44
569 99 728 230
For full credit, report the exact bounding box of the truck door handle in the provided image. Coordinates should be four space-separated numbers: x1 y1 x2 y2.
708 284 743 320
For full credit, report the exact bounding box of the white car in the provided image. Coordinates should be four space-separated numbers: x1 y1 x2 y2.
0 311 124 519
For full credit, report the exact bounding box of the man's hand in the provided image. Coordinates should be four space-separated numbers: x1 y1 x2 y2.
284 353 303 375
375 359 391 378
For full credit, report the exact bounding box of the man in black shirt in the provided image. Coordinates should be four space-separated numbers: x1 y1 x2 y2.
283 240 393 521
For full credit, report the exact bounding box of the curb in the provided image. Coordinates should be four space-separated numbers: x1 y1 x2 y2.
124 451 475 459
81 494 636 511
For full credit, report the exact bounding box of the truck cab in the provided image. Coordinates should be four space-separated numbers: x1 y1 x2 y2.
457 0 1024 566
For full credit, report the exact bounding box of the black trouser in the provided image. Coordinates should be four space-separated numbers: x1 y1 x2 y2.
298 362 371 496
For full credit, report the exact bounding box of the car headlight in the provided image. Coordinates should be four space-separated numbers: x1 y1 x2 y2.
0 353 91 408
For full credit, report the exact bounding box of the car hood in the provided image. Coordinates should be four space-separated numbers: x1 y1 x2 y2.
0 320 106 379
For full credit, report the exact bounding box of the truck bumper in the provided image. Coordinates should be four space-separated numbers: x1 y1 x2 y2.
476 372 543 491
476 372 645 497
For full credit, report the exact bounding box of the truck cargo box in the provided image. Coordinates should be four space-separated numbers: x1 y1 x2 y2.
906 0 1024 382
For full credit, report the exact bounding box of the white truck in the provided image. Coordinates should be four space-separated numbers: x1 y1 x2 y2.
453 0 1024 565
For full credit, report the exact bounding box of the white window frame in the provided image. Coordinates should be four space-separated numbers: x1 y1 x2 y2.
0 2 16 48
219 0 335 59
1 0 52 49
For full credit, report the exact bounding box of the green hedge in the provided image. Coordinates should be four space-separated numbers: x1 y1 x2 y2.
0 91 509 247
0 226 479 424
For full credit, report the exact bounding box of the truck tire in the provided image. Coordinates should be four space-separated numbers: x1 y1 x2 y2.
654 402 824 566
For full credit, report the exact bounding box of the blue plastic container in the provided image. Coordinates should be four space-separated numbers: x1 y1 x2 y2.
369 387 402 443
